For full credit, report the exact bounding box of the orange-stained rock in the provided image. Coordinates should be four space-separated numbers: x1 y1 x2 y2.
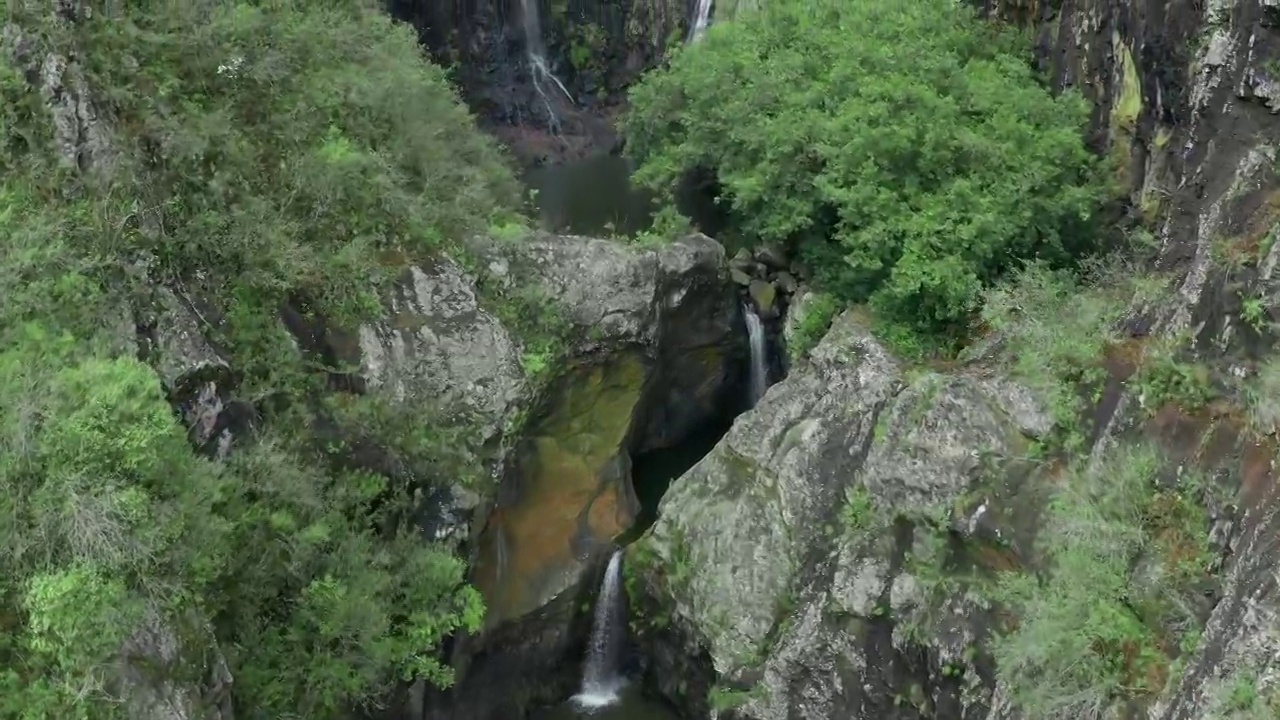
473 352 647 627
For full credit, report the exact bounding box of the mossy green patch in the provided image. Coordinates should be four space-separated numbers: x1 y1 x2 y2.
474 352 648 624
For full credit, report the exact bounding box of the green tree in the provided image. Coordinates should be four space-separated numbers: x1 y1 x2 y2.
1 2 508 717
623 0 1104 345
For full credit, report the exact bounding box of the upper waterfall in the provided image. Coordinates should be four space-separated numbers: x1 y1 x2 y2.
744 303 770 408
689 0 713 42
517 0 573 128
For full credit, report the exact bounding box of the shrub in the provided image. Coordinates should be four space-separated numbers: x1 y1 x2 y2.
1 2 505 717
623 0 1104 344
785 291 839 361
990 444 1212 718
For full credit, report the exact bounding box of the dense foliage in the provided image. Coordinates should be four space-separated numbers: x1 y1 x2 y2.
0 2 518 717
623 0 1106 346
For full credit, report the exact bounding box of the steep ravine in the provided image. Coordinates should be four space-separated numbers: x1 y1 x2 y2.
13 0 1280 717
390 231 767 720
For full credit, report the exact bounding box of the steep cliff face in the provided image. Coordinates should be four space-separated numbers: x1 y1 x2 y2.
624 1 1280 718
992 0 1280 715
387 0 688 163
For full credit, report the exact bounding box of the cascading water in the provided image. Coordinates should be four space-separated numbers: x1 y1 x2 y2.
689 0 714 42
518 0 574 131
572 549 626 710
744 304 770 407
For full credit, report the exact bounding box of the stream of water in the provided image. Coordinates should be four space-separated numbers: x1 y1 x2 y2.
744 304 770 407
689 0 714 41
518 0 573 129
532 550 681 719
575 550 626 708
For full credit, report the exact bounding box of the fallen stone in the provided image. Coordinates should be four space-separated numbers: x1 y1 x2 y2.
748 278 778 317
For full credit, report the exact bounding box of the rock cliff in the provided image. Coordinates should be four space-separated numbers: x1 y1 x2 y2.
425 231 744 720
991 0 1280 716
630 314 1054 719
389 0 687 163
620 1 1280 718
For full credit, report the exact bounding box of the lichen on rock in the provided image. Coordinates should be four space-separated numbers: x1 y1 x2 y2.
632 311 1057 719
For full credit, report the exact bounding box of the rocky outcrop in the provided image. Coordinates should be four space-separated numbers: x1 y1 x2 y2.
976 0 1280 715
119 614 233 720
630 312 1053 719
353 259 524 461
426 231 743 719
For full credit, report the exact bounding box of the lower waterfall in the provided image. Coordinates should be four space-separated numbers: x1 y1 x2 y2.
572 549 627 709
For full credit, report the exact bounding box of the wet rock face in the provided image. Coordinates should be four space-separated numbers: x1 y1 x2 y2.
469 232 738 627
387 0 686 163
631 313 1051 720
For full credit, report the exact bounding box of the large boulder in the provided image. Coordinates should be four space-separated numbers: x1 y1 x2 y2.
429 231 742 719
352 256 524 464
468 231 737 626
630 312 1054 719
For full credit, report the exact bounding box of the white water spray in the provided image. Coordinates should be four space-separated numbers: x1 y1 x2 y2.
689 0 714 42
745 304 769 407
518 0 573 130
572 549 626 710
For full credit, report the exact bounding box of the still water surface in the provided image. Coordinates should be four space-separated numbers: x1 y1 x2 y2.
522 154 656 236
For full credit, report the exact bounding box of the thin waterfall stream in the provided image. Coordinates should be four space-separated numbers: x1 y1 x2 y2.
573 549 627 709
518 0 573 131
744 304 770 407
689 0 713 41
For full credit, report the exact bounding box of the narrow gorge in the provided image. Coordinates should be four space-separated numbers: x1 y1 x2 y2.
3 1 1280 720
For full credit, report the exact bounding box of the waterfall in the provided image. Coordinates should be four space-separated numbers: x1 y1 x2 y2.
745 304 769 407
689 0 714 42
518 0 573 130
572 549 626 709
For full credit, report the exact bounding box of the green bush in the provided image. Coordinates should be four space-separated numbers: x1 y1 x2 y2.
623 0 1105 344
785 291 839 361
1 2 510 717
990 444 1212 718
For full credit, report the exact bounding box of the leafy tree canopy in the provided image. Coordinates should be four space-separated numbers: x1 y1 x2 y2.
623 0 1106 347
1 2 515 717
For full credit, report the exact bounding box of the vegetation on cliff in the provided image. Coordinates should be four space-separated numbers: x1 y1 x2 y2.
624 1 1269 717
623 0 1105 349
0 2 519 717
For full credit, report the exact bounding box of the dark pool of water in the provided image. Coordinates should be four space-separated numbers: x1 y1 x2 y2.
529 684 682 720
522 154 657 237
522 153 728 239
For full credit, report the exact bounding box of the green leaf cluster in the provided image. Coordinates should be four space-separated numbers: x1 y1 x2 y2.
0 2 516 717
623 0 1105 344
990 444 1213 717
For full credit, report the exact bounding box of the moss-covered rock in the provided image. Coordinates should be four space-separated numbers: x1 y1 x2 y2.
631 312 1057 719
474 351 647 624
